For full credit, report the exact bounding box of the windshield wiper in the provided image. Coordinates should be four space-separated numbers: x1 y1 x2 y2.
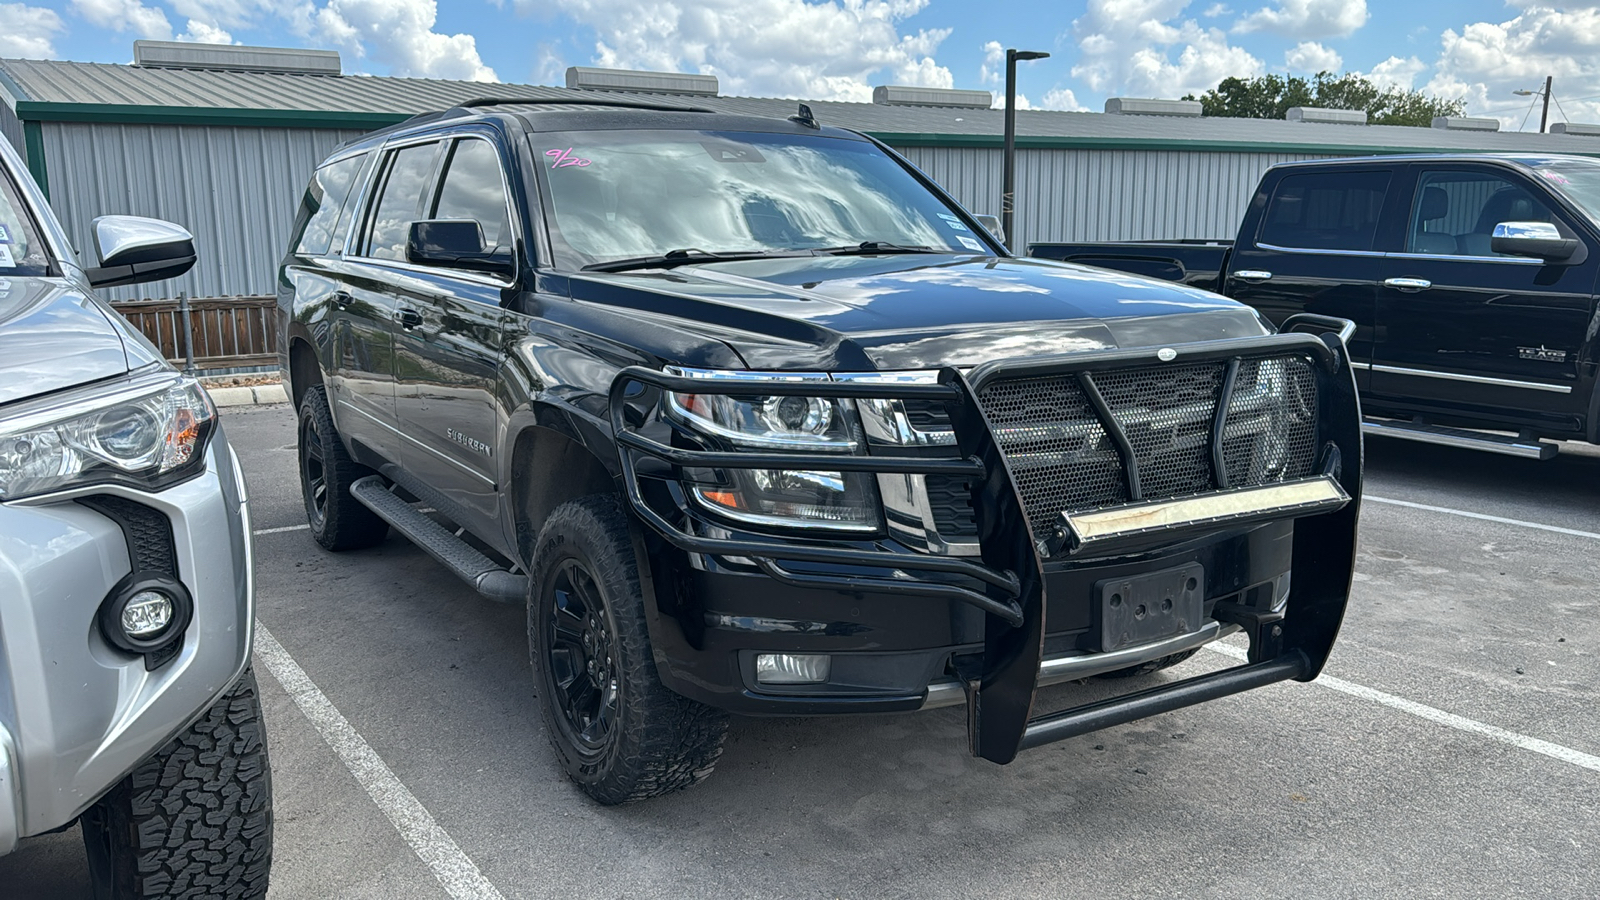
582 248 807 273
815 241 948 256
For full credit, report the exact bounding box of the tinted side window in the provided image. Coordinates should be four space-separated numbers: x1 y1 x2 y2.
294 153 367 256
1258 171 1391 251
364 142 441 260
1407 169 1567 257
431 139 511 250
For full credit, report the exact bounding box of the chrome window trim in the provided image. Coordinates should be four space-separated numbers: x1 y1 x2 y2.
1384 251 1543 265
1364 362 1571 393
1254 242 1382 258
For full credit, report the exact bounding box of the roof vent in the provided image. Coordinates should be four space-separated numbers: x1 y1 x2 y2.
132 40 340 76
1431 116 1500 132
872 85 993 109
565 66 718 96
1551 122 1600 137
1286 106 1367 126
1104 97 1202 117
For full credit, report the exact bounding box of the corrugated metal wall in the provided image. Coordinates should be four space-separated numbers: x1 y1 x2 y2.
892 146 1340 250
39 121 366 302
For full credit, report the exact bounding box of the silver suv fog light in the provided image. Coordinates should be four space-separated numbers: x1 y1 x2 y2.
98 573 193 668
756 653 831 684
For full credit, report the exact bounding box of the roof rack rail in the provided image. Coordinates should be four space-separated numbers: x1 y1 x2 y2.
449 96 715 114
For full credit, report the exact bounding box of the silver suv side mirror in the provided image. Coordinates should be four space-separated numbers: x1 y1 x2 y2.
86 215 197 288
972 214 1005 241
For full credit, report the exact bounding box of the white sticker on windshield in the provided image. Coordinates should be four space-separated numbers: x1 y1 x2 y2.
936 212 959 221
944 219 971 232
0 224 12 243
0 245 13 267
957 235 986 253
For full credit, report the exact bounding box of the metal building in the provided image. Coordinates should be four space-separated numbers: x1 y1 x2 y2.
3 42 1597 305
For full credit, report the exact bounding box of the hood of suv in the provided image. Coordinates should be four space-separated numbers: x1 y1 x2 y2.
569 254 1268 369
0 278 133 406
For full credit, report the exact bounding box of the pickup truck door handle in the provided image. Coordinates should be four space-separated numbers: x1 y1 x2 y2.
1384 277 1432 291
1234 270 1272 282
331 290 352 309
395 308 424 330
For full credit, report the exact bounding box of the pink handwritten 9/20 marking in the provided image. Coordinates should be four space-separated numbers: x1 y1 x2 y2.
546 148 591 169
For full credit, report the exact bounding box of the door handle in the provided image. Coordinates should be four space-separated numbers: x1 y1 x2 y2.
1234 270 1272 282
1384 277 1432 291
396 308 424 330
331 290 352 309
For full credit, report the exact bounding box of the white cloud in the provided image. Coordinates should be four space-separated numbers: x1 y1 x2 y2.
315 0 496 81
179 20 237 43
1203 3 1231 16
1234 0 1368 39
992 92 1032 110
1041 87 1087 111
980 39 1004 87
1072 0 1262 99
1284 40 1339 74
519 0 953 102
1365 55 1424 91
1422 6 1600 128
0 4 65 58
71 0 172 40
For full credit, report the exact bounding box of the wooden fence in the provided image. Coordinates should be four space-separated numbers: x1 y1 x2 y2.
110 295 278 370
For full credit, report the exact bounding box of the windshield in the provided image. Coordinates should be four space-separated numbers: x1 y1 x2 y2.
1529 162 1600 226
0 168 51 276
529 130 993 269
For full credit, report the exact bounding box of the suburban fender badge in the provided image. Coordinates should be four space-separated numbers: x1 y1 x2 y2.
1156 348 1178 362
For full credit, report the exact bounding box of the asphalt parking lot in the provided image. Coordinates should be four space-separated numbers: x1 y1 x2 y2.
4 400 1599 899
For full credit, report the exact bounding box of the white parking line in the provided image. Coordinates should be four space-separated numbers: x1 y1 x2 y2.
1205 643 1600 775
253 622 508 900
253 523 310 536
1365 494 1600 541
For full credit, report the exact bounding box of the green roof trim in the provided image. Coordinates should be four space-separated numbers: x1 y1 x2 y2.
872 131 1600 158
14 101 411 130
22 120 47 199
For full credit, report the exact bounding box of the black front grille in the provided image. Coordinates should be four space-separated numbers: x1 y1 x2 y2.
975 355 1320 540
78 496 179 577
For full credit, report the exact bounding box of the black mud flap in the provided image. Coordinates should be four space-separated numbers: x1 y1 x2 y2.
949 329 1363 763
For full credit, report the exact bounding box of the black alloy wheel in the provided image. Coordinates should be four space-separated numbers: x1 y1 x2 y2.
299 412 330 532
296 386 388 551
543 558 621 756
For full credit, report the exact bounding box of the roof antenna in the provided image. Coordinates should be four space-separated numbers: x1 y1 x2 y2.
790 102 819 129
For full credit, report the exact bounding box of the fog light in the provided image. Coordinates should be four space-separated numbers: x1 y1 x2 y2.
121 590 174 638
756 653 831 684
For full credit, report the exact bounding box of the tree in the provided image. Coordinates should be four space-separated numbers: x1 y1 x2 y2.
1182 72 1465 127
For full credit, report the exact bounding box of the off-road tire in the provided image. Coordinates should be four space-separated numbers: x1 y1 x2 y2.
82 668 272 900
298 385 387 551
1096 648 1200 679
528 495 728 804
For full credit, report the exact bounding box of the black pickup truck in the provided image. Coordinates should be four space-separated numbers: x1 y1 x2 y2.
1033 154 1600 459
278 98 1361 804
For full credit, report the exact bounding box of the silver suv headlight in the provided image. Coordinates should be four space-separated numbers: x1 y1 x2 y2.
0 370 215 501
664 368 879 532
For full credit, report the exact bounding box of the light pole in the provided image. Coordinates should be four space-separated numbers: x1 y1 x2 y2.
1003 48 1049 248
1513 76 1554 132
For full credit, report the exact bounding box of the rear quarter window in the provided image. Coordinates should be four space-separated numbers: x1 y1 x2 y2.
1257 170 1391 252
292 152 368 257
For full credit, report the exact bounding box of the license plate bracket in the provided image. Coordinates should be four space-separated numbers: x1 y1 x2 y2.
1098 562 1205 653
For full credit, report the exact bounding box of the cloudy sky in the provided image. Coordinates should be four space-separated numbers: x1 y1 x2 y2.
1 0 1593 129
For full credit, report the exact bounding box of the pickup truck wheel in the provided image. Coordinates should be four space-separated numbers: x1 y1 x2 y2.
81 668 273 900
528 495 728 804
1096 648 1200 679
298 386 387 551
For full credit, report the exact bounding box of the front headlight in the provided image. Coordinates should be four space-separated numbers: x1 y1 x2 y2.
664 368 879 532
0 372 215 500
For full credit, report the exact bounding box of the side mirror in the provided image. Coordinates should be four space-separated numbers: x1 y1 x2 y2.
406 219 515 277
1491 221 1578 261
972 214 1005 242
85 215 196 288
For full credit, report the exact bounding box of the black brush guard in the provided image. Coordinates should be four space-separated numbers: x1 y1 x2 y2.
609 329 1362 764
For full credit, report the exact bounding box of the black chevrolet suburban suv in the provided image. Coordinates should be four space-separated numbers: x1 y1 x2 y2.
278 98 1362 804
1033 154 1600 460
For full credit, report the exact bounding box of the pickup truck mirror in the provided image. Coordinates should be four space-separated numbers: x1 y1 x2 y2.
85 215 197 288
972 214 1005 241
407 219 516 278
1490 221 1578 261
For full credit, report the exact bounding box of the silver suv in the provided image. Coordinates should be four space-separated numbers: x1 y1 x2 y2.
0 140 270 897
